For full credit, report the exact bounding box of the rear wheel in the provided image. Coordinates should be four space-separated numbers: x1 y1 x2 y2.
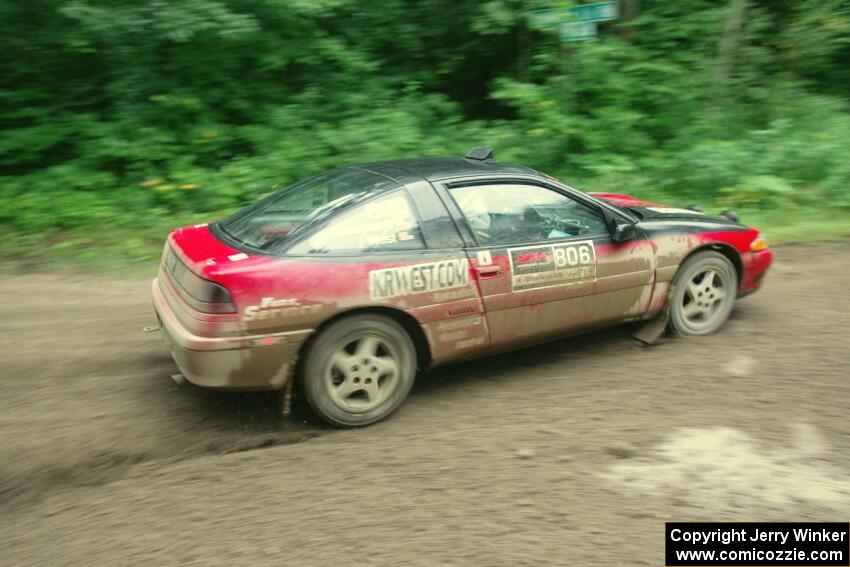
302 314 416 427
669 251 738 336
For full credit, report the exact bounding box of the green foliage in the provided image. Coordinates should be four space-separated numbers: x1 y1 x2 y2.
1 0 849 263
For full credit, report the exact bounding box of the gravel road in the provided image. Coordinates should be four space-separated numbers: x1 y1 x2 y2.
2 243 849 566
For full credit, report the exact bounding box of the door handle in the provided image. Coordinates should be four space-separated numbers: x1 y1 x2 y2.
474 265 503 279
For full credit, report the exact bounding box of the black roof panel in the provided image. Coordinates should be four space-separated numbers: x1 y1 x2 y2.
355 157 538 183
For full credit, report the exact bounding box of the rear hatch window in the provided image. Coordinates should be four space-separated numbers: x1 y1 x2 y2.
216 169 398 251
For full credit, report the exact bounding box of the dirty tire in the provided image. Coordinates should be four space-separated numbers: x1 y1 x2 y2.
302 314 416 427
669 251 738 336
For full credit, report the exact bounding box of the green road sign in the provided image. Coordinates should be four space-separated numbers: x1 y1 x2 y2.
561 21 598 41
532 2 619 42
568 1 619 23
529 10 557 27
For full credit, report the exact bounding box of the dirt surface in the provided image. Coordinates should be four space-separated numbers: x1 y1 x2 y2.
2 243 849 566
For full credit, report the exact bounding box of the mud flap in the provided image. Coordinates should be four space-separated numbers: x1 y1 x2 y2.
279 360 297 418
632 285 673 346
281 377 294 417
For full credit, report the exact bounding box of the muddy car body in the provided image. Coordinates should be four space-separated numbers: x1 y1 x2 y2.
151 149 773 426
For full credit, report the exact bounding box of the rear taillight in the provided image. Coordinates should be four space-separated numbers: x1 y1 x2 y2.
163 246 236 314
191 278 236 314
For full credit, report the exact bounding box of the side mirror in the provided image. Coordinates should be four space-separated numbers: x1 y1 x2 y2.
612 222 636 243
720 209 739 223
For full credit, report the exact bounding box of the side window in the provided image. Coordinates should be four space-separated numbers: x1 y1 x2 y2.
287 191 425 254
448 184 609 246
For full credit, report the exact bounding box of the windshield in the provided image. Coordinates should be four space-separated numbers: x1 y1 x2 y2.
218 168 398 250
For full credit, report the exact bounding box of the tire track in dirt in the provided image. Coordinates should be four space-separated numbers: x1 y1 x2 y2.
0 271 328 508
0 427 323 510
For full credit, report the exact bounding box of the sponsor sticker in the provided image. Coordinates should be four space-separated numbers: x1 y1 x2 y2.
432 288 474 302
242 297 322 322
476 250 493 266
456 336 486 349
436 317 481 331
370 259 470 300
437 330 469 342
508 240 596 291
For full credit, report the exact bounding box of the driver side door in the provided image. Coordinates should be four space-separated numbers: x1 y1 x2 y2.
443 181 654 350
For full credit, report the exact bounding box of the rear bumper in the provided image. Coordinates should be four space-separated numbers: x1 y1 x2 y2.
151 278 312 390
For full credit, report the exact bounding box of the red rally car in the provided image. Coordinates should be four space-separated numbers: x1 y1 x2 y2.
151 148 773 427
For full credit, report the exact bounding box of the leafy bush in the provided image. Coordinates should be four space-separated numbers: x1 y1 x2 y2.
1 0 848 263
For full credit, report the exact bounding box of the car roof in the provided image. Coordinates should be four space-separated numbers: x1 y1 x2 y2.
354 157 540 184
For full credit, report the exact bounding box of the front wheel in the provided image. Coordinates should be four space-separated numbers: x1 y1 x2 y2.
669 251 738 336
302 314 417 427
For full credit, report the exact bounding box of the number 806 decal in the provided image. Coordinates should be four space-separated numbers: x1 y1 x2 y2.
508 240 597 291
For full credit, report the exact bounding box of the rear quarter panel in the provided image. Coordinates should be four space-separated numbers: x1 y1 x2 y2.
206 250 490 366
